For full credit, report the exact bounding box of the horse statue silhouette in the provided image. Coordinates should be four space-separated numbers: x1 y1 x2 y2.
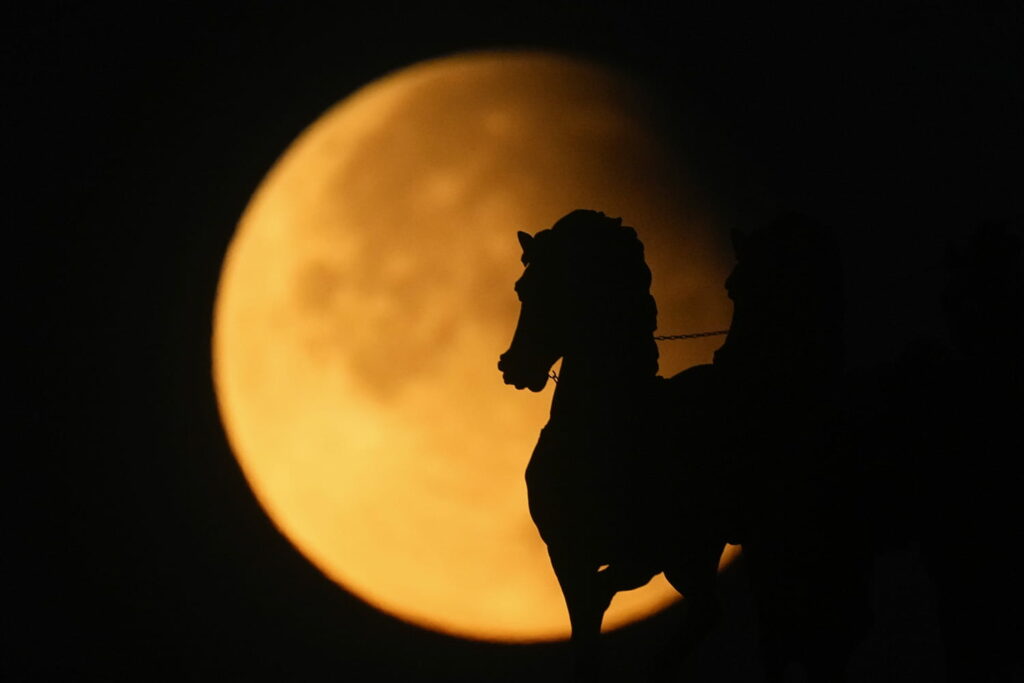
714 214 872 682
922 222 1023 682
498 210 730 680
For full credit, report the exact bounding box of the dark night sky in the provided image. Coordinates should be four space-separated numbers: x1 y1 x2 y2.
13 2 1021 680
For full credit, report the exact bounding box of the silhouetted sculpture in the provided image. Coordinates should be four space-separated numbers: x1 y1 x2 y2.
888 223 1023 682
498 210 729 680
712 214 872 682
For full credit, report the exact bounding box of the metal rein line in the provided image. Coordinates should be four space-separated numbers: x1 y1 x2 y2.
547 329 729 383
653 329 731 342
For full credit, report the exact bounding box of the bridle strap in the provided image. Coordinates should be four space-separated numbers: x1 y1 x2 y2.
547 329 729 383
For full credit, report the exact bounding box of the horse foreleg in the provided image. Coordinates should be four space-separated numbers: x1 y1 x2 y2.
650 545 723 678
548 546 611 682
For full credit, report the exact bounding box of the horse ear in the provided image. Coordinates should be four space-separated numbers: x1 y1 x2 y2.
731 229 747 258
517 231 533 253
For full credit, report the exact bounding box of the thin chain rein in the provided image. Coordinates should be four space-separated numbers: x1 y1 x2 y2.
547 329 729 384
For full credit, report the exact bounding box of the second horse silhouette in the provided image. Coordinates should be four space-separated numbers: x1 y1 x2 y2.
498 210 733 680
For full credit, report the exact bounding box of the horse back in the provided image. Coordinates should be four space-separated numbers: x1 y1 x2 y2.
654 365 737 528
663 363 715 402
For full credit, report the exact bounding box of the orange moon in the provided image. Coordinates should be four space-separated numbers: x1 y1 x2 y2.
212 51 736 642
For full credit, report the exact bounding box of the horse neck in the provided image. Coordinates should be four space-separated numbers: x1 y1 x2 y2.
716 308 843 393
551 331 658 419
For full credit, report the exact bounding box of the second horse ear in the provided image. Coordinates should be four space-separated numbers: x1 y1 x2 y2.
517 231 533 252
517 231 534 264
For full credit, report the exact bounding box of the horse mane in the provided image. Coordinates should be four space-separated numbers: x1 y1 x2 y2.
525 209 660 376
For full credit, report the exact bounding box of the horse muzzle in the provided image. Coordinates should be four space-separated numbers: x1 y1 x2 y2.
498 352 549 392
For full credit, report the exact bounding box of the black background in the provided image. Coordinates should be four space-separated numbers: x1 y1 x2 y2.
13 2 1021 680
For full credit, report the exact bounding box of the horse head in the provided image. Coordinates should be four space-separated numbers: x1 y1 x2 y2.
497 227 567 391
498 210 659 391
716 213 845 380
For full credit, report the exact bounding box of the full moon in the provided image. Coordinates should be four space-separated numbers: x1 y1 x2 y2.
213 51 736 642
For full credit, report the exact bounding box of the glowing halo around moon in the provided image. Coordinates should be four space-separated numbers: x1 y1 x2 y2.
213 51 738 642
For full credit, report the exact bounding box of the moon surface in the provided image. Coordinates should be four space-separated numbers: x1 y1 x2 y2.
213 51 736 642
